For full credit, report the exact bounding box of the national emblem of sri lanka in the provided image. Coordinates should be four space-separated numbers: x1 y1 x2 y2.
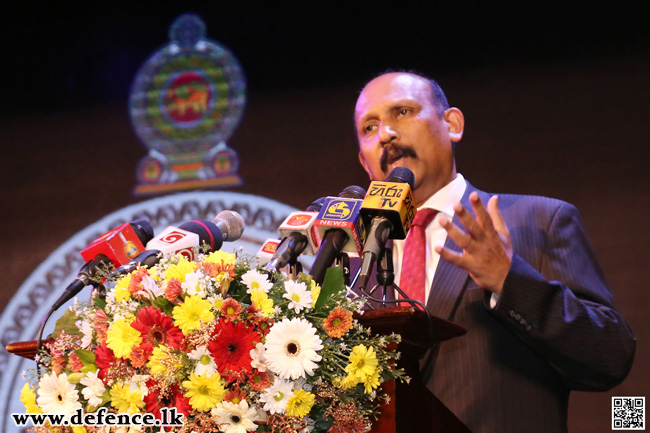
129 13 245 195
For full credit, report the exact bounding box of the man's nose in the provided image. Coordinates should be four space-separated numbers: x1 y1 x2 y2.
379 123 399 145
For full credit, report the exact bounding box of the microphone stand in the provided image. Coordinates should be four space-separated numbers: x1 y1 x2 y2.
355 247 436 346
334 253 351 287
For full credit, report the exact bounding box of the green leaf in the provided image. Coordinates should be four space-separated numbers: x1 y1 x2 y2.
52 309 82 338
93 297 107 311
314 267 346 310
153 297 175 315
73 349 96 366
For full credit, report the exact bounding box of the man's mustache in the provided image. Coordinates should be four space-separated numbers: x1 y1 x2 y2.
380 144 417 172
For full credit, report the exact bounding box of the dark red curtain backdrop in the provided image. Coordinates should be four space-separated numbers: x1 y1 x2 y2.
1 4 648 432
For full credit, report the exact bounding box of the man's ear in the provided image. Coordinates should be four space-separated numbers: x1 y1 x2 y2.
444 107 465 143
358 152 371 176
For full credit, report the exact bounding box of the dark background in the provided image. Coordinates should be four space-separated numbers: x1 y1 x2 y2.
1 2 648 431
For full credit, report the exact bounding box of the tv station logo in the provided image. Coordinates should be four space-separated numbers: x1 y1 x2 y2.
362 181 416 239
322 199 360 221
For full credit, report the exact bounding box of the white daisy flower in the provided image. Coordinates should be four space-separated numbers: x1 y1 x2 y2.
241 269 273 294
77 318 94 349
250 342 267 372
182 272 204 297
36 372 81 416
212 400 259 433
80 370 106 407
128 374 151 397
258 378 295 414
282 280 312 314
264 318 323 380
140 275 164 298
187 345 218 376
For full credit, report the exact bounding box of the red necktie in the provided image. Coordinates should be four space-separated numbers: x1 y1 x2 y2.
400 208 438 303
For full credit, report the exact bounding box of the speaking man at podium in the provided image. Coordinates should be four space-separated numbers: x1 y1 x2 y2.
353 71 636 433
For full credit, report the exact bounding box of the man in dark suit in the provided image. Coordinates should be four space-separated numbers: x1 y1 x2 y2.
354 72 636 433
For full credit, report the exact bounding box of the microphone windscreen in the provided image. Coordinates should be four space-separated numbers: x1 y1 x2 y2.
305 197 327 212
339 185 367 199
213 210 245 241
178 219 224 252
130 219 154 244
385 167 415 189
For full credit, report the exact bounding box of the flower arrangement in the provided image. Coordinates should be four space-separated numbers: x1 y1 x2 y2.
21 248 407 433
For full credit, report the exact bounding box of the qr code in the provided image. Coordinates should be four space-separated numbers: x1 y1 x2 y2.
613 397 645 430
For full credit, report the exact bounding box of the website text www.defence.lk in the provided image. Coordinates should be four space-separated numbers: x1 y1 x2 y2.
13 407 184 428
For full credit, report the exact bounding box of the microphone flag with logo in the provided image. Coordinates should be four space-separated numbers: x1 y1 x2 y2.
309 186 367 285
357 167 417 291
146 210 245 261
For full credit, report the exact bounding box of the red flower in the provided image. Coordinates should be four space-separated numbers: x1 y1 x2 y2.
131 306 183 352
208 320 259 381
94 343 115 382
144 380 191 421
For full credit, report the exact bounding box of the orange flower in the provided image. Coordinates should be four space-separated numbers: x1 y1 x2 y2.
128 267 151 295
165 278 182 302
249 370 271 391
129 345 150 368
220 298 243 322
94 310 109 345
223 386 247 404
68 353 84 372
197 261 236 282
323 306 353 339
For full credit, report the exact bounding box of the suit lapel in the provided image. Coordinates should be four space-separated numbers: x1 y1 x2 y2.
425 183 478 320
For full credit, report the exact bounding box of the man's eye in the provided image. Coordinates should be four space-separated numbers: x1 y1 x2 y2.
398 108 410 116
364 125 377 133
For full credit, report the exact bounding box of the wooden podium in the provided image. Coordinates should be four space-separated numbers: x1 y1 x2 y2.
7 307 470 433
356 306 472 433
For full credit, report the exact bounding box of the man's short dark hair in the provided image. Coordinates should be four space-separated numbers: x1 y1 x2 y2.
370 69 450 116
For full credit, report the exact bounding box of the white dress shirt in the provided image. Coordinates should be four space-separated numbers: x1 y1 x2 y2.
392 173 467 304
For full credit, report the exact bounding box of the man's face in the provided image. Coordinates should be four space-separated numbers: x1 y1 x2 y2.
355 73 462 206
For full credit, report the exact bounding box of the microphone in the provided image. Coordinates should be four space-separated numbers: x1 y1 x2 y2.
146 210 245 260
50 255 112 311
255 238 283 266
264 198 327 272
309 186 367 285
357 167 417 292
80 219 154 267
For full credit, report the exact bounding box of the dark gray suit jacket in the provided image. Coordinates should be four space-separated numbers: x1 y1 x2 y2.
353 182 635 433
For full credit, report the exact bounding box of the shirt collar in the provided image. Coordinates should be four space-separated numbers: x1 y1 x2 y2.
417 173 467 218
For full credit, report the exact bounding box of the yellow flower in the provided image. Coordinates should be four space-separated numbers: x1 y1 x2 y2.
147 346 183 376
345 345 378 381
114 275 132 303
310 281 321 307
362 369 381 394
182 372 226 412
106 318 142 359
20 383 41 413
165 257 196 283
110 382 145 414
286 389 315 418
334 374 360 390
203 250 236 267
172 295 214 335
250 289 274 317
